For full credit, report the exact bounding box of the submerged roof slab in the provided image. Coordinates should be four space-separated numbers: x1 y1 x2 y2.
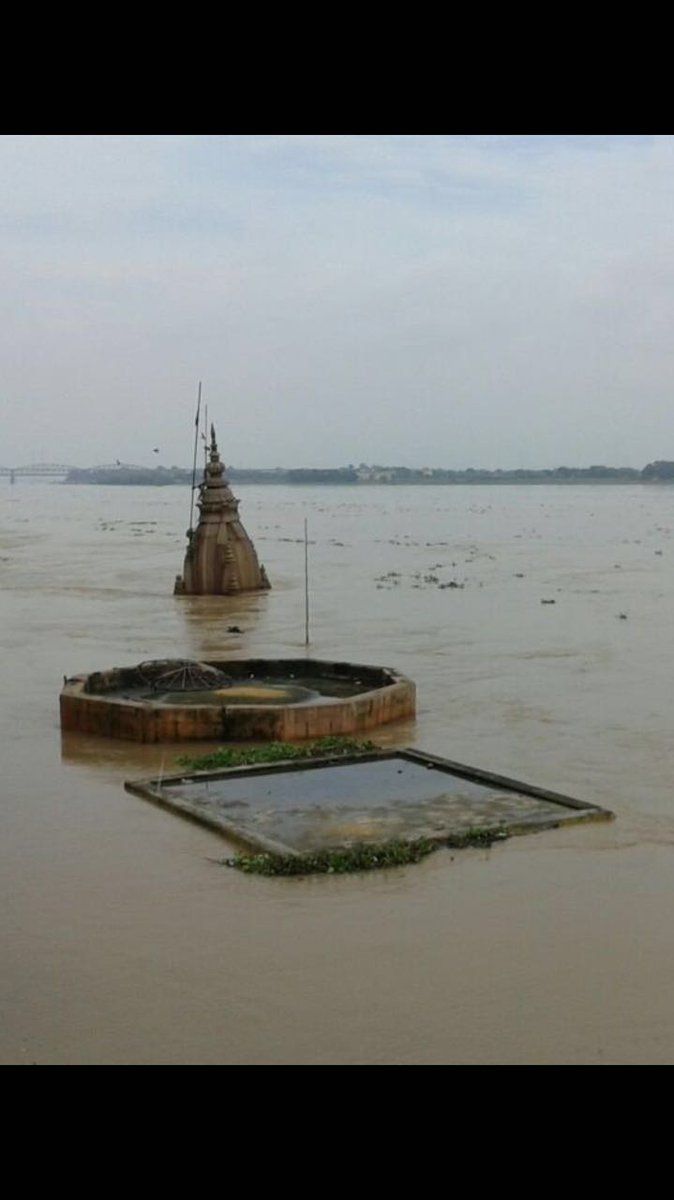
125 748 612 857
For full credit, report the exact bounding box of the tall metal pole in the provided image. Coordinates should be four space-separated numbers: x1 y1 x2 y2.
188 381 202 536
304 517 310 647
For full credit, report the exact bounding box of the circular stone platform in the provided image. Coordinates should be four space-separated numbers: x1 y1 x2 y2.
59 658 416 743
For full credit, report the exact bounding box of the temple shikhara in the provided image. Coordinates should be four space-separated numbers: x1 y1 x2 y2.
174 425 271 595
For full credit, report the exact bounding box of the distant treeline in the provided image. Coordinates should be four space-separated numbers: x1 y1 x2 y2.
64 461 674 486
65 465 193 486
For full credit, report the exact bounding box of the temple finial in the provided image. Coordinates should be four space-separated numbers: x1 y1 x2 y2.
210 423 218 460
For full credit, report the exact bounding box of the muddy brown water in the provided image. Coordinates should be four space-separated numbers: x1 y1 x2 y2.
2 480 674 1064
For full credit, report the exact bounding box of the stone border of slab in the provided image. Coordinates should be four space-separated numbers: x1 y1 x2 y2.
124 746 613 856
60 658 416 743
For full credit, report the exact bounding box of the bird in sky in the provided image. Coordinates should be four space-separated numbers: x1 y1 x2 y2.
153 447 159 454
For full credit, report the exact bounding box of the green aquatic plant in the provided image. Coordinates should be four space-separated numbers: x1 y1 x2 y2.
225 839 436 876
177 736 377 772
225 827 509 877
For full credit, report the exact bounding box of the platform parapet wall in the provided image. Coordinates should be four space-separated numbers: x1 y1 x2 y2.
59 659 416 744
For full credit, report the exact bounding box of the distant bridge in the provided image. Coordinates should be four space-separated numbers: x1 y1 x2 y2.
0 463 75 481
0 463 147 482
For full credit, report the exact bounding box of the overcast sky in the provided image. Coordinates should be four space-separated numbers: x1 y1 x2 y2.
1 133 673 469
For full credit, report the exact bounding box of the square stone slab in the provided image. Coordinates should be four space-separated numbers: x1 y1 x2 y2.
125 749 612 856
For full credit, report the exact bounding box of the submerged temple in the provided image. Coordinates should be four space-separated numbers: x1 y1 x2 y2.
174 425 271 595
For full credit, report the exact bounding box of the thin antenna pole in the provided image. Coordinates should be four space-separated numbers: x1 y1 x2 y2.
189 381 202 535
304 517 310 647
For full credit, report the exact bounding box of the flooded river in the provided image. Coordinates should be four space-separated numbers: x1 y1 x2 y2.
2 480 674 1063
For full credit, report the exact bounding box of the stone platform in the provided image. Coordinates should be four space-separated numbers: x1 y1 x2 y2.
60 658 416 742
125 748 613 856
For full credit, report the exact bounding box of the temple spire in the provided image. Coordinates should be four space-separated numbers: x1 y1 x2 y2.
174 414 270 596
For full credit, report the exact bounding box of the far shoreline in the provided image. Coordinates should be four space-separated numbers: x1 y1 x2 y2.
59 463 674 487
